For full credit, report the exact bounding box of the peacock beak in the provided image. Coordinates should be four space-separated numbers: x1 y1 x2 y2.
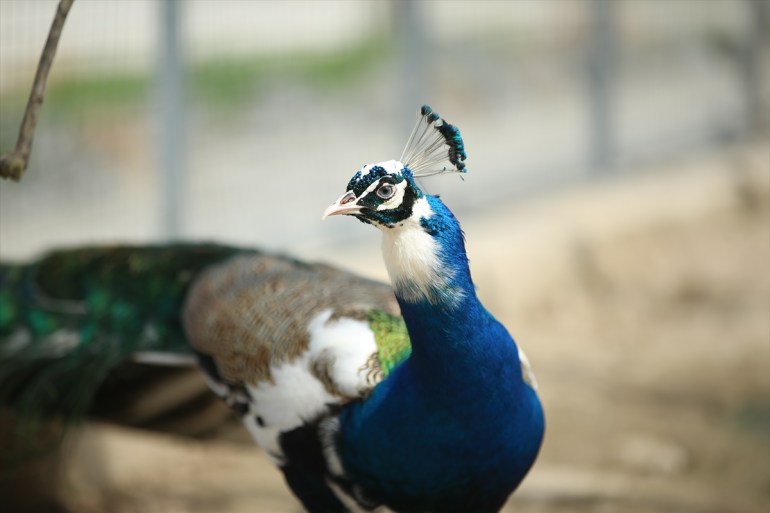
322 191 362 220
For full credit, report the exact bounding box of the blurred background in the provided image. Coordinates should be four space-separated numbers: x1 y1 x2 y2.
1 1 768 512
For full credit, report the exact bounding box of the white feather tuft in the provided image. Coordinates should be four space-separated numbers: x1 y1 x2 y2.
400 105 467 178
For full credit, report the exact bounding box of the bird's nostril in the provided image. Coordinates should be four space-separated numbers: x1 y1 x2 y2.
340 192 356 205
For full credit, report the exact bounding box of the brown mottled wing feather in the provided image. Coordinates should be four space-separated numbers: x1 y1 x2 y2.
182 253 400 386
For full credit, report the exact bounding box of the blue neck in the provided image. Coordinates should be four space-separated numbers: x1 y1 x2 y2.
336 195 543 510
340 197 543 512
395 196 520 383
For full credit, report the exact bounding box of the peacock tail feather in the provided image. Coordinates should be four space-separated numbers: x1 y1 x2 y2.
0 244 248 419
0 244 413 421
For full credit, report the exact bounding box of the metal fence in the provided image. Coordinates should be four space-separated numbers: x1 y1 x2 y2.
1 0 768 258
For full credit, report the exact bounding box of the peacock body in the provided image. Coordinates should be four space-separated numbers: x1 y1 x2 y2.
0 106 544 513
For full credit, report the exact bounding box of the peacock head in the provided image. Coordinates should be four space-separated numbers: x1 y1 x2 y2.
322 160 421 228
323 105 467 230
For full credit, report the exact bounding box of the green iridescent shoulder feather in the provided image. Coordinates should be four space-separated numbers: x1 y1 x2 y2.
367 309 411 376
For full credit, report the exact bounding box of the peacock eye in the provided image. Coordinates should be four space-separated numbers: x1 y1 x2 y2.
376 183 396 200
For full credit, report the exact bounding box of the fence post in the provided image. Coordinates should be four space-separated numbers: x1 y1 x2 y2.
588 0 617 171
394 0 428 134
158 0 186 238
743 0 769 135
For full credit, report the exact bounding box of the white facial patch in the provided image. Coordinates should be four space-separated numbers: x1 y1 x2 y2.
380 197 457 304
376 180 408 211
355 161 408 214
359 159 404 177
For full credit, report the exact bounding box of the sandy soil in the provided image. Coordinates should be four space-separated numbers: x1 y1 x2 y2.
2 143 769 513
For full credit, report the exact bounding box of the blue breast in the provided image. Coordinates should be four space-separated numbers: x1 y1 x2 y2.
337 195 544 512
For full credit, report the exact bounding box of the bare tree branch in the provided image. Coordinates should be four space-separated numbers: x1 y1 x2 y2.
0 0 75 182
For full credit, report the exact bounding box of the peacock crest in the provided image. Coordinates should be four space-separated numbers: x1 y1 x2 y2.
401 105 468 178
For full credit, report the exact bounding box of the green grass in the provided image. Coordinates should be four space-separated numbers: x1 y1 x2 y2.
190 36 392 109
0 36 392 124
47 72 150 116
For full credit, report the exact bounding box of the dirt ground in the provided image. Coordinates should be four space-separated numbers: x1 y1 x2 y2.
2 143 769 513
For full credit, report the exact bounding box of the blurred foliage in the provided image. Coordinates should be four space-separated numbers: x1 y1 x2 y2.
190 35 391 110
0 35 391 142
46 72 150 117
731 397 770 437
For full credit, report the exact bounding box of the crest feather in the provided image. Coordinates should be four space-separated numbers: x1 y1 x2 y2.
400 105 468 178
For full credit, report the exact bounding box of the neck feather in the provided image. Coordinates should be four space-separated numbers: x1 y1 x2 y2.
380 196 473 308
379 196 522 385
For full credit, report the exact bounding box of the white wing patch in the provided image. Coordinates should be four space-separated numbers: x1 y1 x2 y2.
246 358 337 429
307 309 380 397
243 415 285 465
240 309 379 462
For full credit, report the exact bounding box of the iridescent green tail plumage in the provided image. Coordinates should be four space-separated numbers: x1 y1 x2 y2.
0 244 249 420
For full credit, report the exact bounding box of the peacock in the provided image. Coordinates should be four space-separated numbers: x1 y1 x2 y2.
0 106 544 513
